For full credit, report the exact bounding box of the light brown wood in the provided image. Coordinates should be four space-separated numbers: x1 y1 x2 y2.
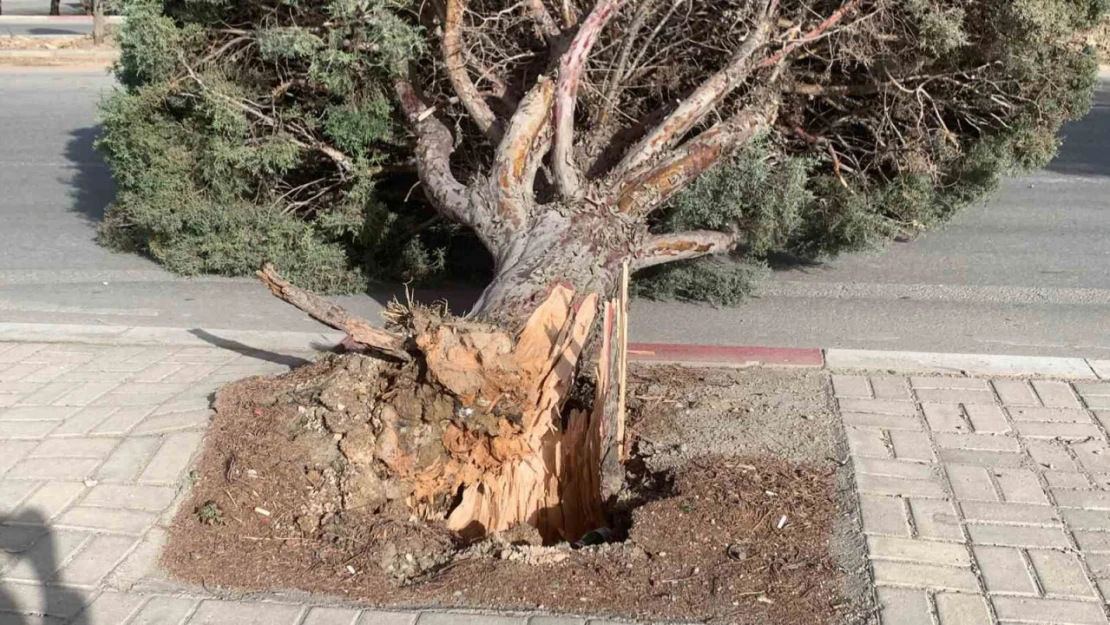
616 260 630 462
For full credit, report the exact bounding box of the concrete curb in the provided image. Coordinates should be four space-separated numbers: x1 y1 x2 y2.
0 321 1106 379
0 49 118 64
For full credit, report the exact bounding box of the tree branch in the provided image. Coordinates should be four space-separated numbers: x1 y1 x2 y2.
525 0 561 40
757 0 861 69
551 0 626 198
444 0 501 143
615 96 778 215
632 231 740 270
256 263 410 361
394 76 482 238
610 4 775 181
491 77 555 228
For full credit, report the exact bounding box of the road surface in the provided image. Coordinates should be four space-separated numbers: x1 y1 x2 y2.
0 66 1107 357
0 0 85 16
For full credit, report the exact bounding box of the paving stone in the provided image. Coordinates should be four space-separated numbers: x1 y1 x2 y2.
417 614 524 624
1009 406 1090 423
1076 382 1110 395
0 406 80 422
867 536 970 566
1086 396 1110 408
871 377 912 400
188 600 305 624
6 458 100 480
915 388 996 404
946 465 999 501
0 420 62 440
875 587 931 625
0 530 88 582
0 363 49 383
163 348 239 364
53 534 138 586
0 441 37 476
53 506 156 535
846 427 892 459
0 525 46 552
107 527 166 588
126 595 197 625
90 391 180 407
53 382 123 407
1027 550 1095 598
842 413 921 430
75 592 145 624
911 377 990 390
81 484 178 511
29 438 118 459
1086 553 1110 578
907 499 962 541
116 346 183 367
18 382 76 406
858 495 910 537
963 404 1011 434
47 406 117 437
357 612 420 625
967 524 1069 548
0 393 23 408
0 344 47 363
854 458 935 480
934 433 1018 452
973 545 1038 594
934 593 991 625
1055 489 1110 510
301 607 362 625
1026 440 1079 471
0 580 92 618
130 363 185 383
11 481 87 521
855 474 945 499
1013 421 1101 440
1062 508 1110 531
95 437 162 483
1074 531 1110 553
1071 440 1110 473
922 403 970 433
90 405 155 436
936 448 1027 469
1031 380 1082 408
0 481 40 515
832 375 871 398
839 399 918 416
55 369 133 384
138 431 206 484
528 618 588 625
131 410 211 435
993 468 1049 504
961 502 1060 526
888 430 936 462
990 597 1107 625
151 396 212 416
871 560 978 591
22 350 95 365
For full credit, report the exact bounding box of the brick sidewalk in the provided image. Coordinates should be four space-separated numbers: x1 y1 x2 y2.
0 341 632 625
837 374 1110 624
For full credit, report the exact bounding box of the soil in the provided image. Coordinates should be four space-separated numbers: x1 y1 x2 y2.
0 35 116 51
162 355 871 624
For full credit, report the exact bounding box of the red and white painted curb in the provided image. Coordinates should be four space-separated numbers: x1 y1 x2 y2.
0 322 1106 380
0 15 123 23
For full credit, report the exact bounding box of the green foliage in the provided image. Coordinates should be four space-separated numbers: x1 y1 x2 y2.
99 0 431 293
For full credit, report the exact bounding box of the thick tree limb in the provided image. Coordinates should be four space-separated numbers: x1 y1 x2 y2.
394 76 481 237
491 77 555 227
611 6 775 181
256 264 410 361
444 0 501 143
632 231 740 270
551 0 626 198
615 97 778 215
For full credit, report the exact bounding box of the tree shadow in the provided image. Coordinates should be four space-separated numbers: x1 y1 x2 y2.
63 126 116 228
0 510 90 625
1046 79 1110 177
187 329 313 368
26 27 89 35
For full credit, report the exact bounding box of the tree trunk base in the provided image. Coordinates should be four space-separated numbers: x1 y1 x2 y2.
311 286 617 544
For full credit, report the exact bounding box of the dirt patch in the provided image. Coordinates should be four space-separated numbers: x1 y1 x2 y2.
0 35 115 51
162 356 869 624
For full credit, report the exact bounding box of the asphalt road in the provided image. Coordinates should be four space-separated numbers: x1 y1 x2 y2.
1 67 1107 358
0 0 86 16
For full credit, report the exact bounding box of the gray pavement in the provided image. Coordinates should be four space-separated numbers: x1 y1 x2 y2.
0 0 86 16
0 22 92 36
0 66 1108 358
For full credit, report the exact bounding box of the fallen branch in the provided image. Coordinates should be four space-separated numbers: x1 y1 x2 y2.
256 263 410 361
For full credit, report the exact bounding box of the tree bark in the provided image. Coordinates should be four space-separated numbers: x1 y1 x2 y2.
49 0 60 16
92 0 105 45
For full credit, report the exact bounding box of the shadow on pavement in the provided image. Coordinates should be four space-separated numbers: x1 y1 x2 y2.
26 27 89 35
1046 80 1110 177
0 510 90 625
188 329 313 368
64 126 117 227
